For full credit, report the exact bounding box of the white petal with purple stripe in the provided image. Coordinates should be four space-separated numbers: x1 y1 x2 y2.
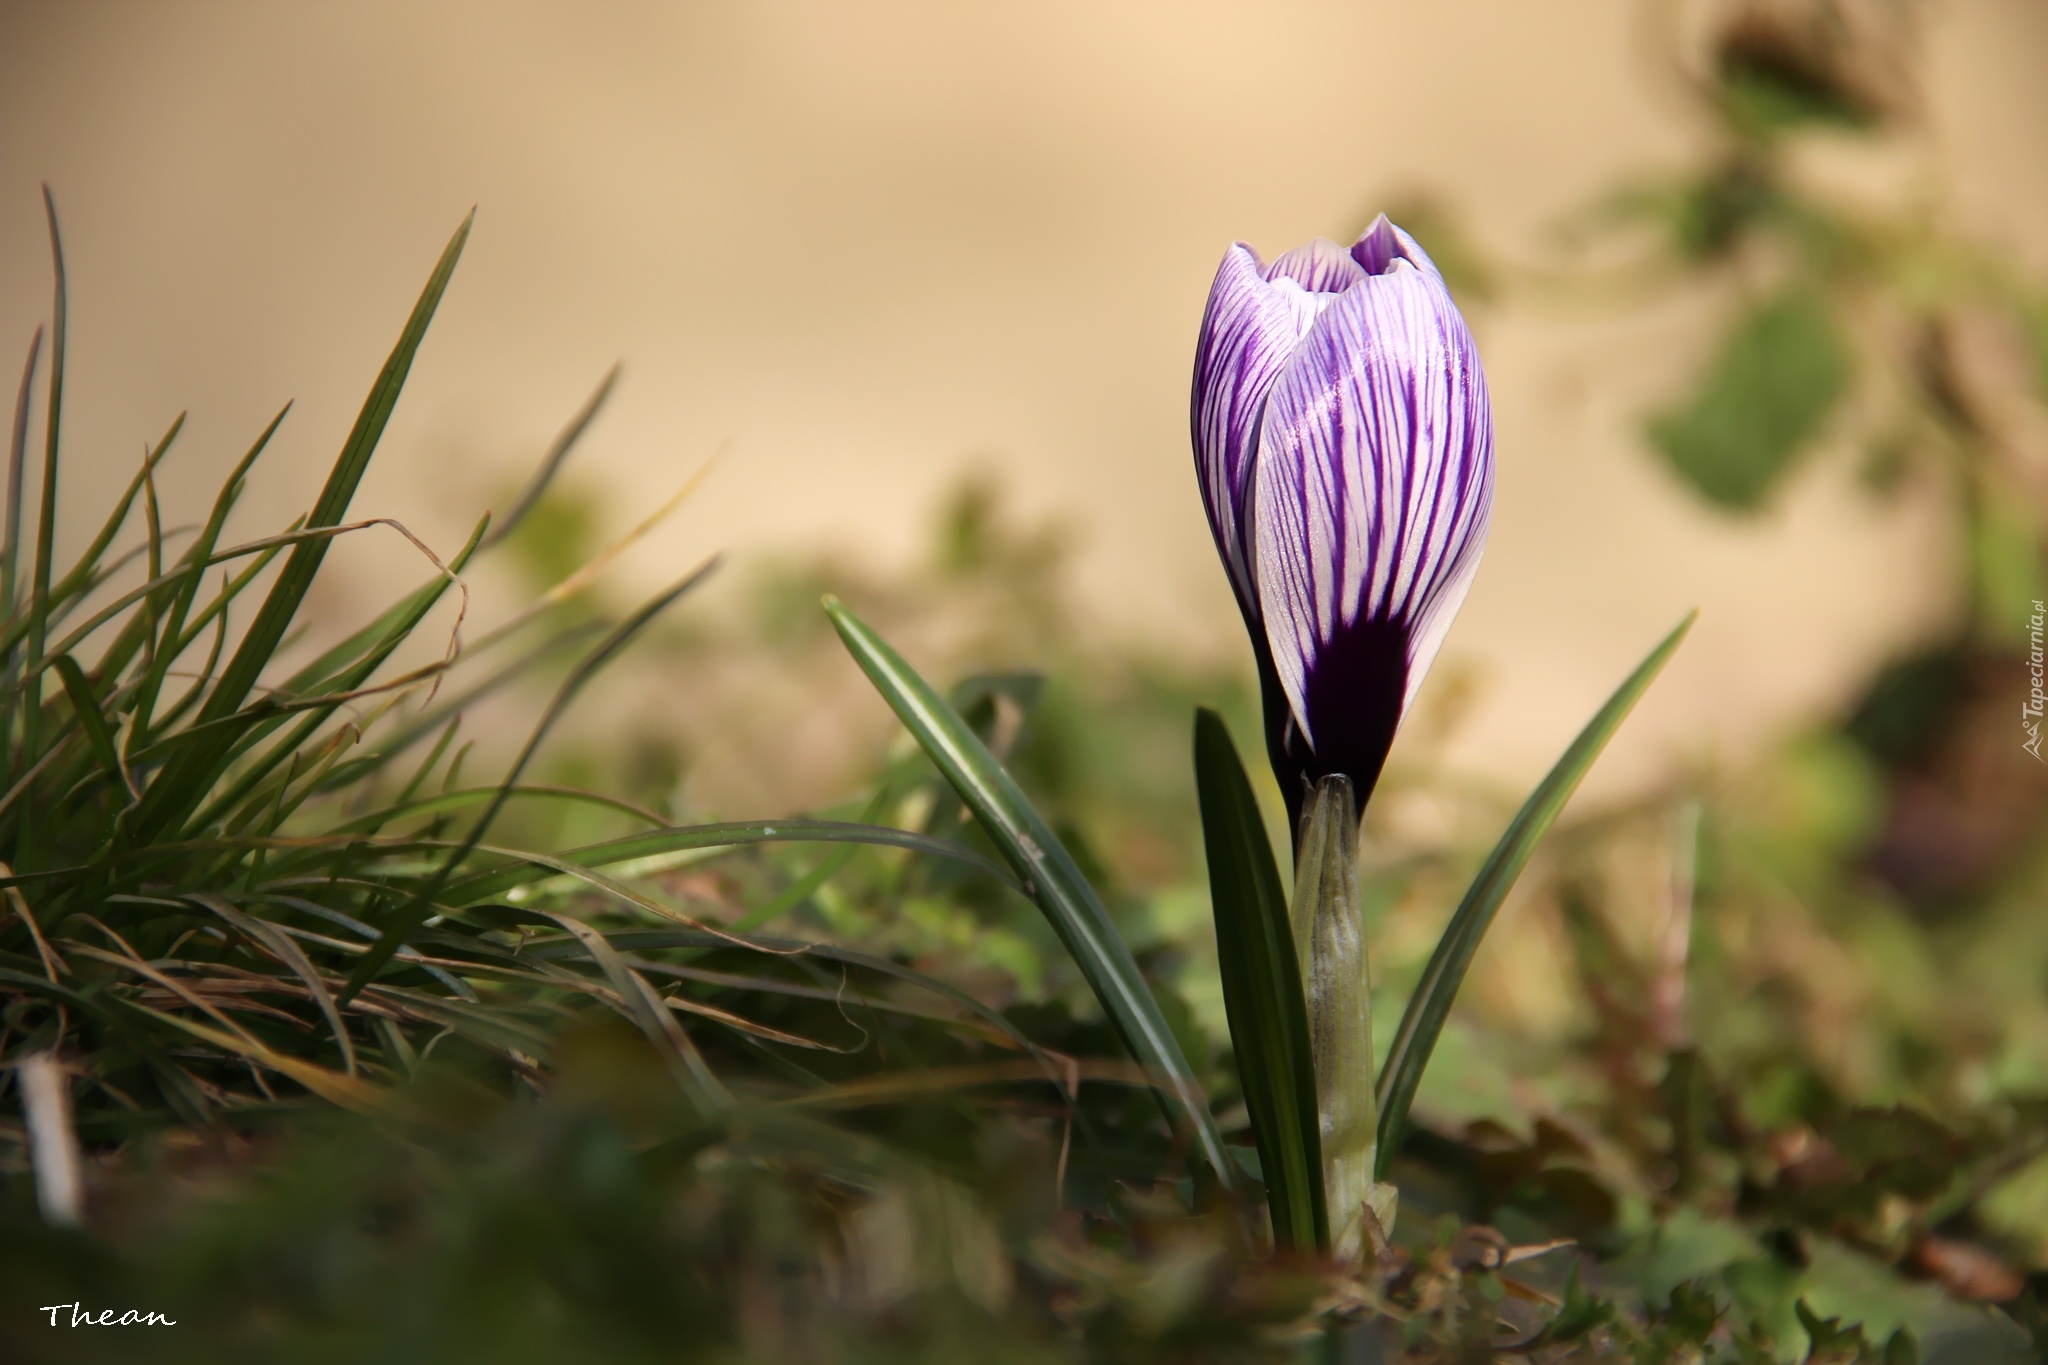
1190 243 1343 621
1251 238 1493 757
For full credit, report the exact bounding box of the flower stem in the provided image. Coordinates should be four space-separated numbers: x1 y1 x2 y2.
1290 775 1392 1261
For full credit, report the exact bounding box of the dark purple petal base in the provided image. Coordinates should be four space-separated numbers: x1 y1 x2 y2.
1256 617 1407 845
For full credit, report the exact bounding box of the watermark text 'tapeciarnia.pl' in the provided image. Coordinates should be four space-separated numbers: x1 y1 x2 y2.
2026 599 2045 761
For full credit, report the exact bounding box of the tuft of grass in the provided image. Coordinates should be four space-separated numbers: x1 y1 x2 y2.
0 202 1108 1165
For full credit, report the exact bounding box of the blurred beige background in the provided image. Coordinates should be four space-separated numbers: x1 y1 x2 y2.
2 0 2045 804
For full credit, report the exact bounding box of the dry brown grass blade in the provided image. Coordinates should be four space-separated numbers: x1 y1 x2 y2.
130 986 311 1029
540 911 730 1111
626 957 1023 1047
787 1057 1154 1110
656 990 839 1052
120 1003 386 1115
0 860 66 980
470 452 719 654
501 852 810 958
66 939 269 1049
185 893 358 1077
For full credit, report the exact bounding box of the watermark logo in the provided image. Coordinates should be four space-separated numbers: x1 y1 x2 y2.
40 1303 176 1327
2026 599 2045 762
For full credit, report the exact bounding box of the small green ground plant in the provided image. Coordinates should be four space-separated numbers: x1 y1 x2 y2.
0 197 1143 1186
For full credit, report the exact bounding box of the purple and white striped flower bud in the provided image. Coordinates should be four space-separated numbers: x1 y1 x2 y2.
1192 216 1494 835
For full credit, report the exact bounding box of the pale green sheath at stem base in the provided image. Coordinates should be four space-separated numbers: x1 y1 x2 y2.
1291 776 1398 1261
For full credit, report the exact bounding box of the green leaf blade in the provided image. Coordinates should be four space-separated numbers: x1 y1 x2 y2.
201 210 474 725
127 403 290 752
178 516 493 840
134 213 472 848
18 191 69 866
442 819 1024 906
51 654 124 795
824 595 1232 1188
1374 611 1696 1177
1193 708 1324 1249
337 560 715 1002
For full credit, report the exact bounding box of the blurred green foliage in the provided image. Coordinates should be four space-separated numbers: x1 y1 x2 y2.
1650 289 1850 509
500 480 603 591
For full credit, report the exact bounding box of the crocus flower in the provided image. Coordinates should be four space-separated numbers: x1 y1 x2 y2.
1192 216 1494 836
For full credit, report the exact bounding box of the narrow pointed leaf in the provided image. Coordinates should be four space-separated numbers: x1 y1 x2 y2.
116 1001 384 1115
540 910 731 1114
202 211 472 726
186 892 357 1078
339 559 714 1002
51 655 124 794
4 325 43 615
27 188 68 689
45 412 182 615
20 191 69 861
443 818 1026 906
0 327 41 784
482 362 619 548
1375 611 1695 1175
1193 708 1324 1248
135 213 471 844
276 512 488 694
128 403 290 751
178 516 491 839
824 595 1232 1187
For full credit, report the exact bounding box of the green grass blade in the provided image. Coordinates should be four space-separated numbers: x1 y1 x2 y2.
178 516 491 840
131 580 236 746
44 412 182 617
51 654 127 797
442 819 1025 906
185 892 357 1078
19 191 69 864
130 215 473 849
140 224 469 844
81 449 169 720
339 559 715 1003
142 444 162 588
481 362 619 549
277 522 485 696
1373 611 1695 1178
537 910 730 1113
823 594 1232 1187
198 212 472 729
335 784 667 836
3 324 41 617
27 189 66 680
0 327 42 781
726 787 891 935
4 496 306 677
1193 708 1324 1249
128 404 290 751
